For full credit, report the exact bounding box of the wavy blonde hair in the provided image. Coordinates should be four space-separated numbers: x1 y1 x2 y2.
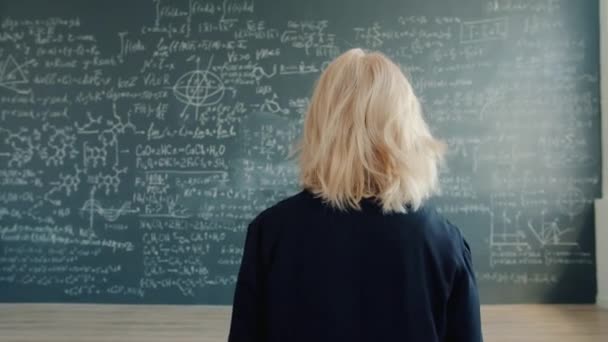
296 48 446 213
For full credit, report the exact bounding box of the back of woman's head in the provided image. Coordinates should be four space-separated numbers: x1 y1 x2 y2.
297 48 446 213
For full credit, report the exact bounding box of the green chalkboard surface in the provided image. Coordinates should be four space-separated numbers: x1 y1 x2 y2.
0 0 601 304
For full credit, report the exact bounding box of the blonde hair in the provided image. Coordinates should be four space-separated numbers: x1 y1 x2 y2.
296 48 446 213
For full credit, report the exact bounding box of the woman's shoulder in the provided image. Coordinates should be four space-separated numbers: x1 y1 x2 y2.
414 204 471 266
414 204 463 237
246 189 311 228
250 192 468 247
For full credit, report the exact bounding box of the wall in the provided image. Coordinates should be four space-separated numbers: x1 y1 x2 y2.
597 0 608 309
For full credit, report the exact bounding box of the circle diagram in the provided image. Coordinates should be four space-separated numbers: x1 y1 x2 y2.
557 186 586 218
172 69 225 107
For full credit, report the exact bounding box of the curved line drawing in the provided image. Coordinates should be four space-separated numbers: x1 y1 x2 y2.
172 56 225 120
40 123 79 166
251 64 277 83
556 186 586 219
1 127 40 167
173 71 224 106
259 94 290 115
81 198 139 222
80 187 139 233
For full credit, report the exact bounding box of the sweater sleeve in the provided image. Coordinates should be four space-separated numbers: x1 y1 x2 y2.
445 229 484 342
228 216 267 342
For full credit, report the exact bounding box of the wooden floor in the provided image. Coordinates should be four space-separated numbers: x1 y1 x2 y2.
0 304 607 341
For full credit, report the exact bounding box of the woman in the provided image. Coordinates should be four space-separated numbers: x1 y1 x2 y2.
228 48 483 342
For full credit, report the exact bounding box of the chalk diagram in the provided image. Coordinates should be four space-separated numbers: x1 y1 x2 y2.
89 164 127 195
1 124 79 167
43 103 143 207
489 210 530 250
0 127 41 167
75 102 144 169
251 93 290 115
80 186 139 235
489 209 580 250
39 123 79 167
0 55 33 95
557 186 586 219
172 56 225 120
44 164 85 206
251 64 277 84
527 210 578 247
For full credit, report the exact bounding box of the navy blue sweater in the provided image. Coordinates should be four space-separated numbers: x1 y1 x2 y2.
228 189 483 342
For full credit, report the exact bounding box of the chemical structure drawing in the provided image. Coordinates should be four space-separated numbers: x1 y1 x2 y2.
80 186 139 234
23 201 45 223
76 102 144 169
0 55 34 95
83 141 109 168
253 93 290 115
0 127 41 167
45 164 85 205
103 101 145 142
172 56 226 120
39 123 79 167
251 64 277 84
75 111 103 133
88 164 127 195
527 210 579 248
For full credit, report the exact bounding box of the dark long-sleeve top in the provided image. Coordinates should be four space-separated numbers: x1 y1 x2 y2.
228 189 483 342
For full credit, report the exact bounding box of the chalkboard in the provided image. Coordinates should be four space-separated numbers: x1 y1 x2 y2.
0 0 601 304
